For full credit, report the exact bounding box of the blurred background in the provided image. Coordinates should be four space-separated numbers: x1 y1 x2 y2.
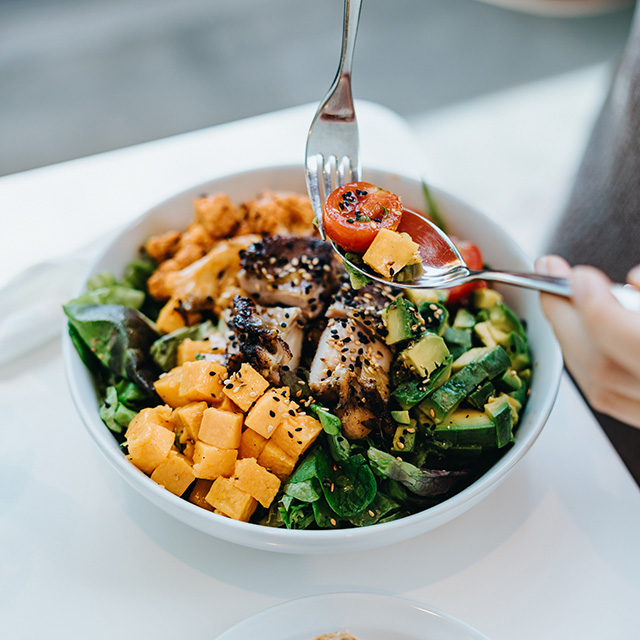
0 0 634 177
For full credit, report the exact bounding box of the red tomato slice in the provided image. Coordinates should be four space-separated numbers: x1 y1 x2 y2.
447 238 486 304
323 182 403 253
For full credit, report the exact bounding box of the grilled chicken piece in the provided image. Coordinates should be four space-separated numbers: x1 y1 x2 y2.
309 316 393 439
226 295 305 383
325 279 396 340
237 235 338 318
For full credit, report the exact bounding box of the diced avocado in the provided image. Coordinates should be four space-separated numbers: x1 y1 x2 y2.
484 395 514 448
419 361 488 423
391 356 453 410
382 297 423 345
418 301 449 336
434 409 497 447
452 346 491 372
419 346 510 424
473 288 504 309
394 260 424 283
452 308 476 330
503 332 531 371
400 333 450 378
406 289 449 306
392 424 417 452
509 382 528 407
443 326 472 360
473 321 508 348
489 301 526 338
476 345 512 379
519 368 532 384
390 409 411 425
497 368 522 392
501 392 522 423
468 380 496 409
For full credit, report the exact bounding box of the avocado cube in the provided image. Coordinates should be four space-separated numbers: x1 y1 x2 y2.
391 356 453 410
400 333 450 378
474 321 508 348
503 332 531 371
489 301 526 338
390 410 411 425
484 395 514 448
383 297 422 345
472 288 504 309
406 288 449 306
452 308 476 329
434 409 497 447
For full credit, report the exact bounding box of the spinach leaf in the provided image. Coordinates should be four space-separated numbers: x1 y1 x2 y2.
315 448 377 518
67 285 145 310
63 303 161 395
368 447 467 497
310 404 350 462
346 492 402 527
150 320 217 371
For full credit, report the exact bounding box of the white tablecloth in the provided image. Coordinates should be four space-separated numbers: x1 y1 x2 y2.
1 77 639 640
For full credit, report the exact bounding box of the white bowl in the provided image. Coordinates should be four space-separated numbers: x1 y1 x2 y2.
63 163 563 554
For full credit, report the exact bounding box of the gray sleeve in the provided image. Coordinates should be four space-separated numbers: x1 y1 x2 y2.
547 5 640 283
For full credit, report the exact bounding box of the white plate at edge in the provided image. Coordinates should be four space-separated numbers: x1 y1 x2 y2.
215 592 491 640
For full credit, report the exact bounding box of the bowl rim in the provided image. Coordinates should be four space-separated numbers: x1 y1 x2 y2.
63 162 563 553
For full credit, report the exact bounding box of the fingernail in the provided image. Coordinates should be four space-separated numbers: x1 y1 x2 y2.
535 256 550 275
628 264 640 286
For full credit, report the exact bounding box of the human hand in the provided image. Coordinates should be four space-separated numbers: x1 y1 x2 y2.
535 255 640 429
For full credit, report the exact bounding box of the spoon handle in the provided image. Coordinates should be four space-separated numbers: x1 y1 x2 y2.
471 270 640 312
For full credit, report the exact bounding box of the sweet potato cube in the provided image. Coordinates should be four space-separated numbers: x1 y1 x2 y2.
238 428 268 459
205 476 257 522
150 450 196 496
178 360 228 403
244 387 296 439
125 406 175 474
272 414 323 459
156 296 201 334
222 363 269 411
192 441 237 479
257 440 297 480
154 367 190 408
363 229 420 279
198 407 243 449
188 478 214 511
177 338 224 365
172 401 208 443
233 457 281 508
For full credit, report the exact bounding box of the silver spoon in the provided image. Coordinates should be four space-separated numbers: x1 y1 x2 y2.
332 208 640 312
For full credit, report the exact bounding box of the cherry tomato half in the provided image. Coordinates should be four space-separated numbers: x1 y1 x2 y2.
323 182 403 253
447 238 487 304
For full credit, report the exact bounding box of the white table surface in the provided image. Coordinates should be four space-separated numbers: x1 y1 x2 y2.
2 75 640 640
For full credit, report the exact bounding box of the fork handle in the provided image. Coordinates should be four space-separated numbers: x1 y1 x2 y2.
470 270 640 312
337 0 363 79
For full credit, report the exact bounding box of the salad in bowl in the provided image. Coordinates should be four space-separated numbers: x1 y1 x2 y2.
63 164 562 553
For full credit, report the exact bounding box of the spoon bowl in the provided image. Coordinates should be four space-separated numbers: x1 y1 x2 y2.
334 207 640 311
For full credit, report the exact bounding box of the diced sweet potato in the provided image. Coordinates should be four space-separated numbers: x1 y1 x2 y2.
238 428 268 460
272 413 323 459
205 476 257 522
150 450 196 496
244 387 296 439
198 407 243 449
172 401 208 443
257 440 296 480
188 478 214 511
125 406 175 474
363 229 420 279
178 360 228 403
192 441 237 479
233 457 281 508
154 367 190 408
222 363 269 411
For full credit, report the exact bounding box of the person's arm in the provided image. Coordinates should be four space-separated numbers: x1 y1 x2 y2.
535 255 640 429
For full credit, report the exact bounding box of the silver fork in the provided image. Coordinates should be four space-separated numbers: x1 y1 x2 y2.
305 0 363 240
